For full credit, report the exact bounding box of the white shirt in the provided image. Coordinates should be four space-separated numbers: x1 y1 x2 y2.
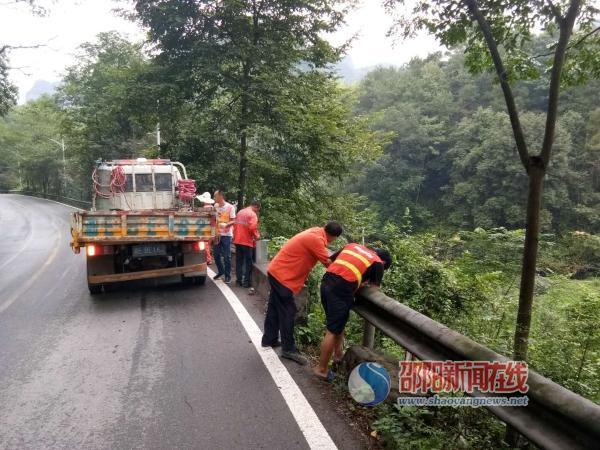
215 201 236 237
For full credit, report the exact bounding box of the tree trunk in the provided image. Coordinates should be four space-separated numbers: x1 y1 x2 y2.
513 158 545 362
506 159 545 447
237 128 247 208
237 54 252 209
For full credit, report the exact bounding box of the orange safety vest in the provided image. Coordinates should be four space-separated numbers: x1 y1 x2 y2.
327 243 383 285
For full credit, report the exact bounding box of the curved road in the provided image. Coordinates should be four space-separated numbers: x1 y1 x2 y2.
0 194 366 450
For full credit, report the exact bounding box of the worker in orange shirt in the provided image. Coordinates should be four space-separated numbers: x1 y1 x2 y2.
233 199 261 288
262 221 343 365
314 243 392 381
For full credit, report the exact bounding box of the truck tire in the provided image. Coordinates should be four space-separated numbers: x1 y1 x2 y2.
88 284 103 295
193 276 206 286
182 275 206 286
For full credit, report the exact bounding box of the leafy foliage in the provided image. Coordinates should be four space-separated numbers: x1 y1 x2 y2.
0 51 17 117
386 0 599 84
0 96 63 193
132 0 354 205
354 50 600 233
372 404 507 449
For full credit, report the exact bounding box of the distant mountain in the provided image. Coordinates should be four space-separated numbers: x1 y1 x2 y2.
334 55 389 84
25 80 59 102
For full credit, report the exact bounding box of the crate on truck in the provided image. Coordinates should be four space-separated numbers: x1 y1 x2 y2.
70 158 216 294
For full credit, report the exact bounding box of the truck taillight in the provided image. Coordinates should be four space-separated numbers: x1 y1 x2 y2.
86 245 114 257
184 241 206 253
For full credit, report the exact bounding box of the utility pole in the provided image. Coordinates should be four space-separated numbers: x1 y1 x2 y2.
156 99 161 153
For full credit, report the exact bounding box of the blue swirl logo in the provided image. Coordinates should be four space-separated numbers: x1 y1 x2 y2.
348 362 391 406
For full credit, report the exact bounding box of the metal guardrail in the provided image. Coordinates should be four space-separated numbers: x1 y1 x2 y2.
8 190 91 209
354 286 600 450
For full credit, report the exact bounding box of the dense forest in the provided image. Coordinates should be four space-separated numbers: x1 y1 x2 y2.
1 0 599 448
354 52 600 234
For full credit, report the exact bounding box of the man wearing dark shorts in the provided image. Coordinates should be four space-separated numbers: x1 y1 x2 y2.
314 243 391 381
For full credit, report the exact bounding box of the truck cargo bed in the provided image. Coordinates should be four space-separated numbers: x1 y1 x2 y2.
71 210 215 249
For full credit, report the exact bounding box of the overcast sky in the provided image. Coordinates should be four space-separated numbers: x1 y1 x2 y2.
0 0 440 104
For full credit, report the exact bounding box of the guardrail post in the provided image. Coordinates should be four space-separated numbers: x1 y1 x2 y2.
255 239 269 264
362 319 375 349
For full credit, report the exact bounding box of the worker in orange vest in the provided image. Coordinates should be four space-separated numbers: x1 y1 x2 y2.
314 243 392 381
262 221 343 365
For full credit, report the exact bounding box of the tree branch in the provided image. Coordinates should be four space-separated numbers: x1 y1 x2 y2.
540 0 582 166
0 43 47 55
533 26 600 59
463 0 530 170
546 0 563 22
7 65 32 76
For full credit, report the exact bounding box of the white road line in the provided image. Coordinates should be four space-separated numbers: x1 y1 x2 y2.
13 194 83 211
208 268 338 450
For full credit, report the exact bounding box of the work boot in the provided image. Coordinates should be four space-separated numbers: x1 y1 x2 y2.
281 351 307 366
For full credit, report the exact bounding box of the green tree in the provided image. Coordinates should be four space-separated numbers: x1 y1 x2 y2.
445 108 584 231
386 0 600 371
354 58 456 227
0 96 63 193
57 32 158 196
0 49 17 117
353 45 600 233
133 0 349 206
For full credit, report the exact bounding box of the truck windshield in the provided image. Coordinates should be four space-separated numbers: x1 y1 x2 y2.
155 173 172 191
123 173 172 192
135 174 153 192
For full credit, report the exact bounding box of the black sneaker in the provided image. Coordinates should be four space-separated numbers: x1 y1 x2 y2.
281 351 308 366
242 282 251 288
261 340 282 348
224 276 231 284
236 280 243 287
213 273 223 280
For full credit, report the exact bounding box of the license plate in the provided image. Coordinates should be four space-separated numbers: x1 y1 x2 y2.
132 244 167 257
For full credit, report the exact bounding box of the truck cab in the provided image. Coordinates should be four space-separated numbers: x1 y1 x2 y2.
93 158 188 211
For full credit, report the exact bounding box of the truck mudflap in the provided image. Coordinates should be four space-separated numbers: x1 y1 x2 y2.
88 263 207 284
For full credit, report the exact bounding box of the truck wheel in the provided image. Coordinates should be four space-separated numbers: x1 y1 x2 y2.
193 276 206 286
182 276 205 286
88 284 103 295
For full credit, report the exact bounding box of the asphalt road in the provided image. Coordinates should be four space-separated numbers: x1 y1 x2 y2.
0 194 366 450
